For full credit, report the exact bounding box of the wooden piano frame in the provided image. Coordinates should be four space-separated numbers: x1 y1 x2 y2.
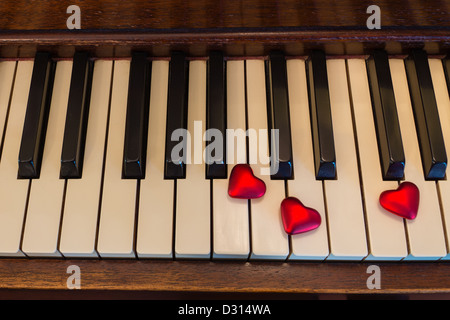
0 0 449 297
1 259 450 297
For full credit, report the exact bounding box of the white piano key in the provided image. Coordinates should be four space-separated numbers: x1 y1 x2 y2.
0 62 16 147
428 59 450 260
97 60 138 258
137 60 175 258
21 61 71 257
347 59 408 261
175 60 211 259
246 59 289 260
286 59 329 261
212 60 250 260
0 61 33 257
390 58 447 261
59 60 113 258
324 59 368 261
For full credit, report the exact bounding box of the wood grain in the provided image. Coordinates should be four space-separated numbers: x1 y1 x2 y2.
0 28 448 58
0 0 448 57
0 259 450 294
0 0 448 30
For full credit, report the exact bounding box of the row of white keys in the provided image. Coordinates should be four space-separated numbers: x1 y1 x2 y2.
97 60 138 258
21 61 72 257
175 60 211 259
347 59 408 261
0 61 32 257
390 59 447 260
285 59 329 260
59 60 113 258
246 60 289 260
2 57 448 261
429 58 450 260
137 61 175 258
212 60 250 259
325 59 368 261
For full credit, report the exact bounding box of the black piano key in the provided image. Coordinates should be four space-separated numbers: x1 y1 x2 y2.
444 57 450 96
266 51 294 179
18 52 55 179
122 52 151 179
164 52 189 179
405 49 447 180
307 50 336 180
367 50 405 180
60 52 94 179
206 51 227 179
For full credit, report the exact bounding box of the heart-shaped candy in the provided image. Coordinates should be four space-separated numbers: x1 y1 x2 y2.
228 164 266 199
280 197 322 235
379 182 420 220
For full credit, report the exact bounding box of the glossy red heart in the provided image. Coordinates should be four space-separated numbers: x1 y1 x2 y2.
281 197 322 235
228 164 266 199
379 182 420 220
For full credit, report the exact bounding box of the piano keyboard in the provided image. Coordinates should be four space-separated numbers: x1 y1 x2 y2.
0 50 449 261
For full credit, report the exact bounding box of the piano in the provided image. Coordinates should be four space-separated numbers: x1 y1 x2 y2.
0 0 449 299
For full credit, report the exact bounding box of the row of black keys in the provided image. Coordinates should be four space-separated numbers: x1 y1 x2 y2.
17 49 450 181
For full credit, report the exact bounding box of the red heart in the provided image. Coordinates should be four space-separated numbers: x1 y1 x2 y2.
281 197 322 235
379 182 420 220
228 164 266 199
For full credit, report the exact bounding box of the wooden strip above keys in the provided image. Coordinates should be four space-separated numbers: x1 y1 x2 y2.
1 0 448 31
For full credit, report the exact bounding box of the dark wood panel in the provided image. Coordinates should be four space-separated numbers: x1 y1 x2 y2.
1 259 450 294
0 0 448 57
0 28 448 58
0 0 449 30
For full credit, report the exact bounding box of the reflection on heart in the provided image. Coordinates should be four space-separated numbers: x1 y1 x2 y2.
280 197 322 235
228 164 266 199
379 182 420 220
